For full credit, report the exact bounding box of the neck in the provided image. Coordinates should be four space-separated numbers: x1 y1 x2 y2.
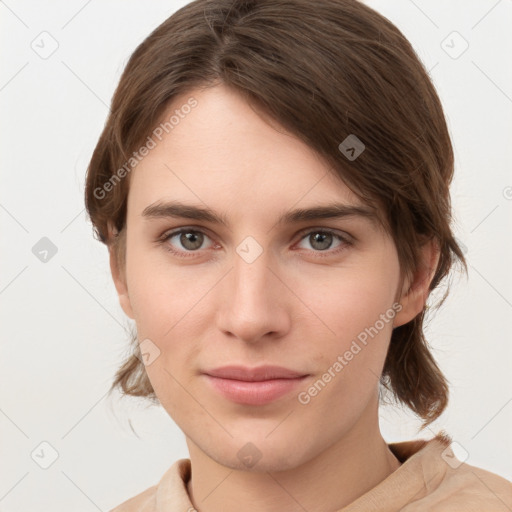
185 403 401 512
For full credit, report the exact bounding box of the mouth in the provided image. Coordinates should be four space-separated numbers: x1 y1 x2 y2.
202 365 310 405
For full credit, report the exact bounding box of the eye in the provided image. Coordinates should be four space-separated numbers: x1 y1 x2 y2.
158 227 353 259
295 229 352 256
160 228 217 258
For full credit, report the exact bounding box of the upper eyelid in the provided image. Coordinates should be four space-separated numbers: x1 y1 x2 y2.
295 226 352 240
161 226 216 243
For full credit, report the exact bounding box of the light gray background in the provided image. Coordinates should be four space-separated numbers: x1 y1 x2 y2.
1 1 511 510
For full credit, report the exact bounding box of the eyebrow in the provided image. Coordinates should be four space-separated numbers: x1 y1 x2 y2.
141 200 379 228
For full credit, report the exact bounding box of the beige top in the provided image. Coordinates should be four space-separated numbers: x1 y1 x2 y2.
110 433 512 511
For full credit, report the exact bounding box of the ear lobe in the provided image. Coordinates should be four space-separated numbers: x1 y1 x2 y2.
109 240 135 320
393 238 440 328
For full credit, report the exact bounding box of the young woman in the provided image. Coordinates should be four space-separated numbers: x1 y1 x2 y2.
85 0 512 510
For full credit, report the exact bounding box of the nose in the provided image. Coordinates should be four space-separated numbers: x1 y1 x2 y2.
216 244 291 344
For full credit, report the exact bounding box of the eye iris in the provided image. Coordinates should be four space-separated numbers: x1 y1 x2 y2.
181 231 203 250
310 232 332 251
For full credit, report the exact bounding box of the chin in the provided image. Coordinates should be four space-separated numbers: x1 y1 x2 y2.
205 435 313 473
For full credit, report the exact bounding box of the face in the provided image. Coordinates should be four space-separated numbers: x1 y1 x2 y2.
111 84 423 472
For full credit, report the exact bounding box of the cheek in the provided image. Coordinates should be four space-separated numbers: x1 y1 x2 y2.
304 263 399 345
296 289 396 427
123 244 211 385
297 265 399 404
124 241 206 333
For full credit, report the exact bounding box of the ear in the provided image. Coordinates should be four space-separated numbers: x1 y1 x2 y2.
393 238 440 328
108 227 135 320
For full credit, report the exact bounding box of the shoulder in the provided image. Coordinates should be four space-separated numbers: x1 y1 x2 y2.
109 484 158 512
400 433 512 511
108 458 193 512
430 456 512 511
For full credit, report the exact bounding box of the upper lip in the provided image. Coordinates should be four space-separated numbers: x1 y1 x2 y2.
204 365 308 381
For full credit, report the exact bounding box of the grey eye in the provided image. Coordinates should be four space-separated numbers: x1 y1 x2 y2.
307 232 334 251
177 231 205 251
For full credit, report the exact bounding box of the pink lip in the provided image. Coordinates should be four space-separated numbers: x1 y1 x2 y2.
203 365 309 406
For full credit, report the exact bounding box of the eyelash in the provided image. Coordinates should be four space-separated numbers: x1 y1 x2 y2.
157 227 353 260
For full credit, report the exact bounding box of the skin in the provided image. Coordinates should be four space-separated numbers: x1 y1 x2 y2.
110 84 439 511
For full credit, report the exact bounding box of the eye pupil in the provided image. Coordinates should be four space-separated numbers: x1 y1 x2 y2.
310 232 332 251
181 231 203 250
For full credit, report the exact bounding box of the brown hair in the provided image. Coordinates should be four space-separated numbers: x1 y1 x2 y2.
85 0 467 427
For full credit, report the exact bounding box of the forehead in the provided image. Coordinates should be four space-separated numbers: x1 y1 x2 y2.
126 85 377 225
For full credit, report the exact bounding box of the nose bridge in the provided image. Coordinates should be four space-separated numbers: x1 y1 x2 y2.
232 235 274 307
216 234 289 341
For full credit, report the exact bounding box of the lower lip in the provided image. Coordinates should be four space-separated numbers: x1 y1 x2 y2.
204 375 308 405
